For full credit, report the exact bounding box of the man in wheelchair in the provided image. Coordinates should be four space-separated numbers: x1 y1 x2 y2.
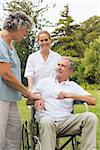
33 57 98 150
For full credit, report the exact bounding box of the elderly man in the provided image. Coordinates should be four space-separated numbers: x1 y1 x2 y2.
35 57 98 150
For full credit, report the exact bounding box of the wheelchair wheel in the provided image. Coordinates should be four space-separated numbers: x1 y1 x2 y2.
34 142 41 150
30 136 41 150
29 120 41 150
22 120 30 150
72 136 80 150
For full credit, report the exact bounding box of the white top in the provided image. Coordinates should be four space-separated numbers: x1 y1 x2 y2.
35 77 91 121
24 50 61 89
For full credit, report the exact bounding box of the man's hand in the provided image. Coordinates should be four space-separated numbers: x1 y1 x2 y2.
57 91 73 99
35 99 46 111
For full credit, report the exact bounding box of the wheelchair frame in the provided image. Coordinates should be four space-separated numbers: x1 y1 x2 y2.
21 100 88 150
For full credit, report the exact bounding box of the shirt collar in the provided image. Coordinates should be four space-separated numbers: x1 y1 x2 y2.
55 77 70 85
39 49 54 62
39 49 52 53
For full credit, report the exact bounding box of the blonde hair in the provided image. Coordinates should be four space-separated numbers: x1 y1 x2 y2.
37 31 51 41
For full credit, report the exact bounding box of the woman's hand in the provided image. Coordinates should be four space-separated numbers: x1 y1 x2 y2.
26 90 43 105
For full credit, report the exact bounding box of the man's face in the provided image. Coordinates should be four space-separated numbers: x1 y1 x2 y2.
56 59 72 81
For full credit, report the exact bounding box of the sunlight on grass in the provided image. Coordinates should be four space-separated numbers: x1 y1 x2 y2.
17 97 31 123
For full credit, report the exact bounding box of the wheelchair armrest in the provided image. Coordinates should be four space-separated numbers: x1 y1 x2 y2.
73 100 89 112
31 106 36 121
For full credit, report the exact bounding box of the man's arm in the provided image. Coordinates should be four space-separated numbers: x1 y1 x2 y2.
57 91 96 105
0 62 40 100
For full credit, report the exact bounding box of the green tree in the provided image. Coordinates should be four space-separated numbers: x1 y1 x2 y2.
83 36 100 84
52 5 85 58
80 16 100 45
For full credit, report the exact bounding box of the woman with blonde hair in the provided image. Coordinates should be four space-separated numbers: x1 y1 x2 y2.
25 30 61 90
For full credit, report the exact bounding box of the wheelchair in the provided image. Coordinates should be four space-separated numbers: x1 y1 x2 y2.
21 100 88 150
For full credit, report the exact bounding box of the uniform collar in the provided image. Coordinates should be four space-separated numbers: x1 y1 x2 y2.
39 49 52 53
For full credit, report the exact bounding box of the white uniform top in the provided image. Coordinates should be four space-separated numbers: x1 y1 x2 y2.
36 77 91 121
24 50 61 89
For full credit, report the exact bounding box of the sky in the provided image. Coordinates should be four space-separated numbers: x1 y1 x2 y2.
41 0 100 31
0 0 100 32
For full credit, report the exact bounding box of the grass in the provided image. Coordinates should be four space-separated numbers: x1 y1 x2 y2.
18 98 31 123
18 89 100 149
89 90 100 150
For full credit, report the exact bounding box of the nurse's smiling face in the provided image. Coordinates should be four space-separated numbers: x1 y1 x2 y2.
38 33 51 50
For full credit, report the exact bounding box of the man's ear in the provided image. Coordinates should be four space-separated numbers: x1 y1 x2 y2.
70 69 74 75
50 40 52 45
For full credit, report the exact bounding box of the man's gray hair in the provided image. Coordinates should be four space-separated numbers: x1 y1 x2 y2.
3 11 32 32
62 56 75 71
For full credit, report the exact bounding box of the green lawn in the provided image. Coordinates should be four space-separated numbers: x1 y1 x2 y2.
18 90 100 149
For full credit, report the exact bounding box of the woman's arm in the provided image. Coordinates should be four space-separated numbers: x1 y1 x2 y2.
0 62 39 100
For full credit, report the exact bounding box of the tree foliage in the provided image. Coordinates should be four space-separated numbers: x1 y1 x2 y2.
52 5 100 59
80 16 100 44
83 37 100 84
52 5 86 58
